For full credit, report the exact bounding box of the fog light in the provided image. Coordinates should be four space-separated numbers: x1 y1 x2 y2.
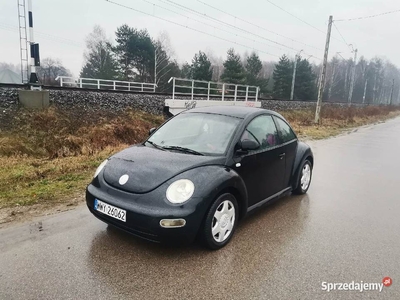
160 219 186 228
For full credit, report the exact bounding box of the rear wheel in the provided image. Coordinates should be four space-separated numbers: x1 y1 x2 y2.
293 160 312 195
201 193 238 250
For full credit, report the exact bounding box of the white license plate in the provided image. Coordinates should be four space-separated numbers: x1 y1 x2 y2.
94 199 126 222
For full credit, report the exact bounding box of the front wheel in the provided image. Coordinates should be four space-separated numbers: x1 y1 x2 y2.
293 160 312 195
201 193 238 250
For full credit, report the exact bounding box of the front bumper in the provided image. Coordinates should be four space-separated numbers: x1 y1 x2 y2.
86 175 209 244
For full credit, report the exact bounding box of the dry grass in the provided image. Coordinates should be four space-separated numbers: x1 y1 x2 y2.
0 153 106 208
280 105 400 139
0 108 164 209
1 105 400 211
0 108 164 158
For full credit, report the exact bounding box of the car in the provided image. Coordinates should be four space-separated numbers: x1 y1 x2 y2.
86 106 314 250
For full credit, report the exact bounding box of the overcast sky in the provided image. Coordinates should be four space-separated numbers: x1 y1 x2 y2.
1 0 399 77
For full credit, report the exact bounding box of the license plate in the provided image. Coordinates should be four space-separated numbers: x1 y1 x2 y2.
94 199 126 222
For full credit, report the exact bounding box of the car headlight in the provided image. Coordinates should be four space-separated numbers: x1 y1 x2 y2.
166 179 195 204
93 159 108 178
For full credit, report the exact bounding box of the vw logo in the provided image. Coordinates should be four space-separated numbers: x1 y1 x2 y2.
119 174 129 185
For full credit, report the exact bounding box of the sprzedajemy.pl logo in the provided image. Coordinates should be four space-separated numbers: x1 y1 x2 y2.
322 277 392 293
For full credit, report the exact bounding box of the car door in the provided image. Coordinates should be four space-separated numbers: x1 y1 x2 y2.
273 116 298 188
234 115 286 207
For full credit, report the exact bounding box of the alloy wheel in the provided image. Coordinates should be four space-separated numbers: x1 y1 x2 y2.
211 200 235 243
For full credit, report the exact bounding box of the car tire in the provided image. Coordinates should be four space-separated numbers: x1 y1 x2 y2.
201 193 238 250
293 160 312 195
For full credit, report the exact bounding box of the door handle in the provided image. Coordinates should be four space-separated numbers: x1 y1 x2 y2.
279 153 286 159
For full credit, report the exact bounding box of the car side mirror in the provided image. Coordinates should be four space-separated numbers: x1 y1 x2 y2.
149 127 156 136
236 139 260 155
241 139 260 151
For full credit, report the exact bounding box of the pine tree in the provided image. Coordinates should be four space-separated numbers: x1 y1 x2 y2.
273 55 292 99
244 52 269 94
245 52 262 86
80 46 118 80
181 63 192 79
293 58 317 100
80 26 118 80
113 25 155 82
191 51 212 81
221 48 245 84
113 25 135 80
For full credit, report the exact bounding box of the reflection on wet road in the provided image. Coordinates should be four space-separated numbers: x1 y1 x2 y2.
1 118 400 299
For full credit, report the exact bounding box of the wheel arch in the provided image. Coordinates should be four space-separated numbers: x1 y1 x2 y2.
214 186 247 221
291 142 314 190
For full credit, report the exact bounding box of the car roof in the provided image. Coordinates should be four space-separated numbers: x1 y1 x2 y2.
182 105 282 119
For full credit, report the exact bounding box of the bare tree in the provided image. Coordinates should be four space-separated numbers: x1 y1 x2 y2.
205 50 224 81
37 58 71 85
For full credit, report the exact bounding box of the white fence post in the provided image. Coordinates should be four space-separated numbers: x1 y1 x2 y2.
97 80 100 89
79 78 82 88
191 80 194 100
222 83 225 101
234 85 238 102
255 87 259 102
172 78 175 100
128 82 130 91
113 81 116 90
141 83 144 92
60 77 63 87
207 82 210 100
245 86 249 101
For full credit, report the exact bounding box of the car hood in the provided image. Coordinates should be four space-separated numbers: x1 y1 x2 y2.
103 145 226 194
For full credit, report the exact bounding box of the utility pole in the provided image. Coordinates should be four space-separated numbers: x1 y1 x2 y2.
315 15 333 124
397 87 400 105
389 79 394 105
328 60 337 100
362 79 368 104
347 49 358 105
290 50 303 100
154 46 157 86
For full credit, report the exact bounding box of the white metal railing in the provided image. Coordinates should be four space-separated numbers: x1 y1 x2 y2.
168 77 259 101
55 76 157 92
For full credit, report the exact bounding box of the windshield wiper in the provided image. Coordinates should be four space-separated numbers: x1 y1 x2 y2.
145 140 165 151
162 146 204 156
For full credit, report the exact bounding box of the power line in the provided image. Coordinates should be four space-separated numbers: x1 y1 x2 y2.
0 23 84 47
336 8 400 21
266 0 326 34
196 0 322 51
332 22 353 52
141 0 287 52
265 0 347 47
105 0 281 58
161 0 320 59
333 23 348 45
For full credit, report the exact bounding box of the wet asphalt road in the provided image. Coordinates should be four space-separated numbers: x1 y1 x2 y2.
1 118 400 300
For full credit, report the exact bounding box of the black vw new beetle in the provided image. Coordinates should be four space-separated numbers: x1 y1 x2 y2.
86 106 313 249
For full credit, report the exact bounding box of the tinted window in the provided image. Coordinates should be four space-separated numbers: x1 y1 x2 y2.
241 115 279 150
274 117 296 143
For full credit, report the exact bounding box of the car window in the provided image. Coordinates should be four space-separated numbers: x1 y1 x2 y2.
148 113 240 155
241 115 279 150
274 117 296 143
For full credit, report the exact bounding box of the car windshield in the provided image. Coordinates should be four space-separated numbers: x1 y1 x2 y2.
147 113 241 155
